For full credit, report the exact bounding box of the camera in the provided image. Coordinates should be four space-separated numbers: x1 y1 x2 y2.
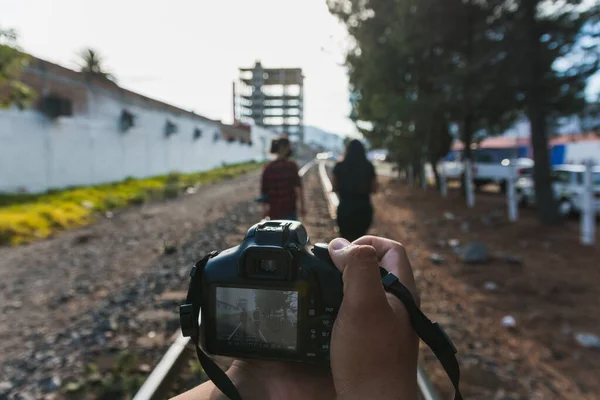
180 220 342 364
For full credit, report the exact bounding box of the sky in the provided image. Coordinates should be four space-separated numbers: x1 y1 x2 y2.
1 0 356 136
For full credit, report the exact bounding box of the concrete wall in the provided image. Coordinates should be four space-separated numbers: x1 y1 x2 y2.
0 91 275 193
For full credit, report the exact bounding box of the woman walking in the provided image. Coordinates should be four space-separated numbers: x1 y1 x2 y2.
260 136 305 220
332 140 377 241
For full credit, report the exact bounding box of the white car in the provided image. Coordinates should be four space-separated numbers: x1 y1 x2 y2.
440 148 533 191
517 165 600 215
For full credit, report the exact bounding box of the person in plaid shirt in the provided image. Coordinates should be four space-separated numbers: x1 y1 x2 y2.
261 136 305 220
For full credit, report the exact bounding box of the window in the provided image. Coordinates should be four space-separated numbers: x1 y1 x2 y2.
120 109 135 132
165 120 178 137
551 170 571 184
193 128 202 140
41 95 72 119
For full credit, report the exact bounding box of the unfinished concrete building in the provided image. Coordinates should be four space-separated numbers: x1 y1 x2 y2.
234 61 304 142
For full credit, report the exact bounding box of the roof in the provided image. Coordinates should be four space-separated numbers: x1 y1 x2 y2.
554 164 600 173
24 56 217 123
452 132 600 151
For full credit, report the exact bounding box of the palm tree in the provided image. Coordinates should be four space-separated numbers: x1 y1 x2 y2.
77 48 115 81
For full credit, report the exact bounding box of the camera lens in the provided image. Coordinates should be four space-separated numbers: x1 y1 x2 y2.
260 259 277 273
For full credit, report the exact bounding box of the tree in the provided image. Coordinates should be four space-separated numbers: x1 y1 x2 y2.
329 0 519 189
77 48 115 81
0 28 35 109
500 0 600 224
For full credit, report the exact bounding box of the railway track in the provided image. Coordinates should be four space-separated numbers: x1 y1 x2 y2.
134 160 441 400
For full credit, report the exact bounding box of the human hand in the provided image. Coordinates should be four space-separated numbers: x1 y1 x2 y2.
328 236 419 400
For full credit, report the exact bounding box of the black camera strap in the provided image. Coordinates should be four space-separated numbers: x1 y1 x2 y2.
181 251 243 400
181 254 462 400
380 269 463 400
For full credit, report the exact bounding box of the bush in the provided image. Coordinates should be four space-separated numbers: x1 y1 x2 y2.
0 162 262 246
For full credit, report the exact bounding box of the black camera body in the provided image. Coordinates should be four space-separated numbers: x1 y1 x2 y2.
189 220 342 364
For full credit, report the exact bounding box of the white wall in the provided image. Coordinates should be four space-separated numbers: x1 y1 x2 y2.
0 88 276 193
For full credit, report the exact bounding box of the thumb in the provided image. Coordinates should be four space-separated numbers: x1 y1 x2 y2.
328 238 388 310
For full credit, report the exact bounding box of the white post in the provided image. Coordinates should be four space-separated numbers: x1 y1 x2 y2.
507 161 518 222
581 161 595 246
439 162 448 198
407 165 414 185
464 159 475 208
421 159 427 190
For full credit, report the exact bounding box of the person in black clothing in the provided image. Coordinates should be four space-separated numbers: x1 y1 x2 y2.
332 140 377 241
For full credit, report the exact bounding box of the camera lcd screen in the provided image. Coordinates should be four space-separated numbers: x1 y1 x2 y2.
215 287 298 351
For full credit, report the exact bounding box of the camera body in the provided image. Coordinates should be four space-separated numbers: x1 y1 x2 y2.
194 220 342 364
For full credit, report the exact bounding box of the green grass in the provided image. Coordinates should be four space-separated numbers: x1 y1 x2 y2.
0 162 261 246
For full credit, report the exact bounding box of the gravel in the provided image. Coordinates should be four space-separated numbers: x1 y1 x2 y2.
0 172 263 399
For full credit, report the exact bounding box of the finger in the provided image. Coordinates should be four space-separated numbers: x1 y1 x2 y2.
328 238 388 310
353 236 419 306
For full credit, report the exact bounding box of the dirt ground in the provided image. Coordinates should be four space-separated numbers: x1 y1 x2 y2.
369 178 600 400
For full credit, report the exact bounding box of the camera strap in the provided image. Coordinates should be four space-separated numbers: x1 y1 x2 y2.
380 268 463 400
181 253 462 400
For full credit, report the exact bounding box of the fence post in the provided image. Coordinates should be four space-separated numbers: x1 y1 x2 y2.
581 160 595 246
507 161 518 222
421 159 427 190
439 162 448 198
464 159 475 208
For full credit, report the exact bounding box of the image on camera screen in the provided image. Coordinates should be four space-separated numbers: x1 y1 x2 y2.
216 287 298 351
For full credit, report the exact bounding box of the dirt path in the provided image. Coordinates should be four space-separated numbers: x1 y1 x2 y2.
370 179 600 400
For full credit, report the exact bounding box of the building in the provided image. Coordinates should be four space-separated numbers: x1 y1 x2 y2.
234 61 304 142
0 56 277 193
448 133 600 165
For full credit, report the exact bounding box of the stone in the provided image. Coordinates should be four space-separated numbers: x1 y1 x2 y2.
462 242 488 264
40 376 61 393
0 381 13 395
448 238 460 248
429 253 445 265
574 332 600 349
443 211 455 220
484 281 498 291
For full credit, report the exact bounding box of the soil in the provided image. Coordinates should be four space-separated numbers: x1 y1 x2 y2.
369 178 600 400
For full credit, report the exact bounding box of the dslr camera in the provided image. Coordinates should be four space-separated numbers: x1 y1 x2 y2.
180 220 342 363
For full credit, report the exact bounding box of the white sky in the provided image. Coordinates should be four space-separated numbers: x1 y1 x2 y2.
1 0 356 136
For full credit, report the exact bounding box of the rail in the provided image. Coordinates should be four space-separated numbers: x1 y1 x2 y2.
133 160 318 400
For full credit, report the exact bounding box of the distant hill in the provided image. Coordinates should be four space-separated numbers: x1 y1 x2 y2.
303 126 345 153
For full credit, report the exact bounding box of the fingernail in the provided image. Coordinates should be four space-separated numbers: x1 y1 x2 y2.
330 238 350 251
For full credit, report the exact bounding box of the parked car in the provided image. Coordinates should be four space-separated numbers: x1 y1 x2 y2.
440 148 533 191
516 164 600 215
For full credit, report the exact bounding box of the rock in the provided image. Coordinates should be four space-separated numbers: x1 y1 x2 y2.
0 381 13 395
186 187 198 195
139 363 151 373
484 281 498 291
101 316 118 332
501 315 517 328
64 382 82 393
501 255 523 265
436 240 447 248
443 211 455 220
429 253 445 265
574 332 600 349
15 392 35 400
462 242 488 264
448 238 460 248
81 200 95 210
73 234 94 245
41 376 61 393
105 211 114 219
460 222 470 232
